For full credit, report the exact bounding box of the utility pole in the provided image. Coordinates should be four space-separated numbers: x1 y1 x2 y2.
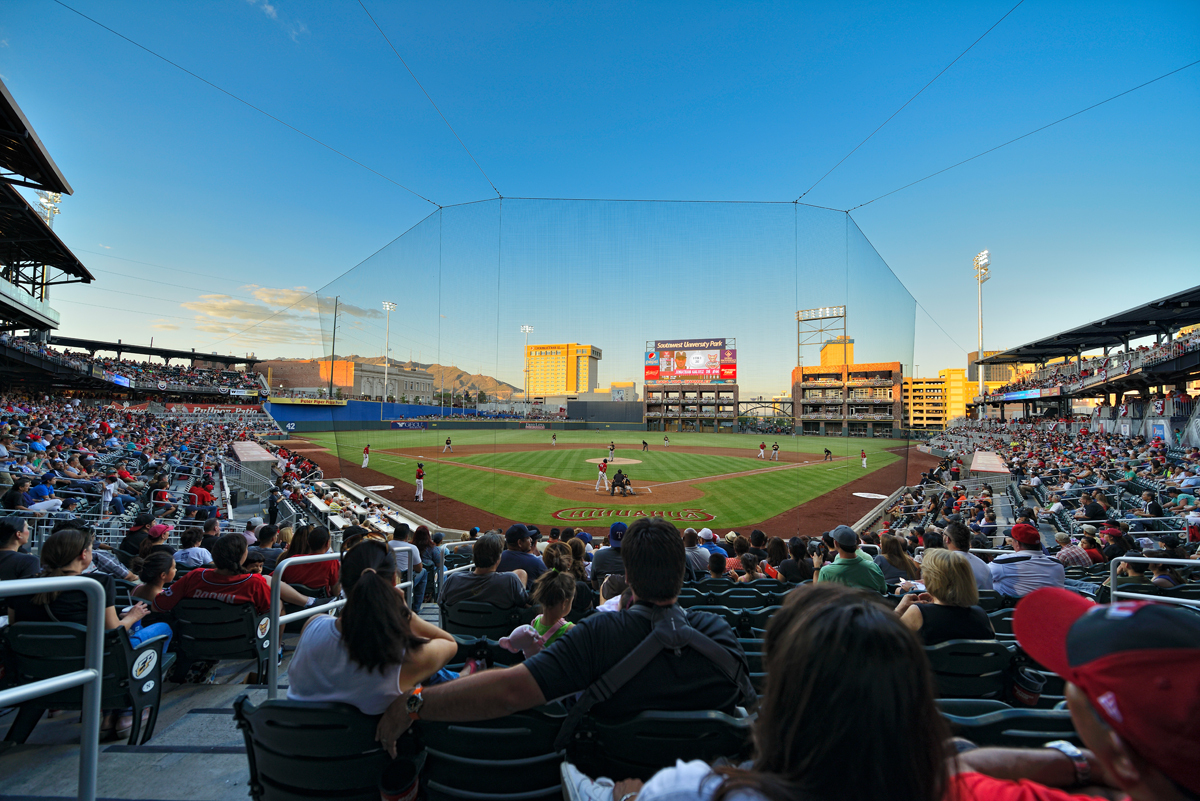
328 296 339 399
521 325 534 411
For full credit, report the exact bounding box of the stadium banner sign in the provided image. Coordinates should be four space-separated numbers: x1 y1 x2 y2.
110 374 131 388
645 337 733 383
268 397 348 406
390 421 427 430
166 403 263 412
522 423 546 430
91 365 105 380
552 506 715 523
228 388 258 397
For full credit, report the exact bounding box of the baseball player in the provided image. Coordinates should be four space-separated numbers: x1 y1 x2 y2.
361 444 370 469
861 449 867 468
641 440 648 452
663 435 669 448
443 437 453 453
595 458 609 493
823 448 833 462
757 441 766 459
771 442 779 461
610 469 632 496
415 463 425 501
551 433 557 447
608 441 615 461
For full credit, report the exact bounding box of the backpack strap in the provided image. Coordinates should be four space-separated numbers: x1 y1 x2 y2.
553 603 755 750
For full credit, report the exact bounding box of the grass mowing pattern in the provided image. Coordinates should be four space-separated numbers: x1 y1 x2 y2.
443 449 765 482
302 430 903 529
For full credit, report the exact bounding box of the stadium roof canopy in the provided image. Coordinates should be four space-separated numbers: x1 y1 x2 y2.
48 336 255 366
0 78 73 195
0 182 93 283
979 283 1200 365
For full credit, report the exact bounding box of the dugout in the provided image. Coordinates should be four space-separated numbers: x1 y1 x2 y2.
566 399 644 424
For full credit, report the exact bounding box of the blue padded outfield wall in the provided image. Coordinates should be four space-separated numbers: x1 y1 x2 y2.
263 400 647 433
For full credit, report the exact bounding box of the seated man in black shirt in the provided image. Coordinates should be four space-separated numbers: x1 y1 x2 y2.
377 516 750 755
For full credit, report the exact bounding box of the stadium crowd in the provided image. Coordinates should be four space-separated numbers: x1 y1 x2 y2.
1 388 1198 801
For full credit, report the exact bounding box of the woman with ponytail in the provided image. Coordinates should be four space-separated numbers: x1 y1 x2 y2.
499 543 579 658
287 539 458 715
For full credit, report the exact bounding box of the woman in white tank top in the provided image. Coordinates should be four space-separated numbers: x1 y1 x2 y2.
287 539 458 715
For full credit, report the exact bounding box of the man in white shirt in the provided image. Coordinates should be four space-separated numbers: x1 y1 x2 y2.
988 523 1064 598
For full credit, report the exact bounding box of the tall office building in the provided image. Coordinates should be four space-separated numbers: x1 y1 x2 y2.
524 343 601 396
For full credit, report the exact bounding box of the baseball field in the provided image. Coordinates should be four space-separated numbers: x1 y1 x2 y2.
293 429 914 532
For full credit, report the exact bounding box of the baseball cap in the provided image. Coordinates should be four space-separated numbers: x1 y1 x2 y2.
698 527 714 541
505 524 530 546
608 521 627 547
1010 522 1040 545
132 512 155 528
148 524 173 538
1014 589 1200 795
247 517 264 529
831 525 858 549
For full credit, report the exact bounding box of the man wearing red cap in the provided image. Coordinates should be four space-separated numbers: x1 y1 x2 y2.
954 588 1200 801
989 522 1065 598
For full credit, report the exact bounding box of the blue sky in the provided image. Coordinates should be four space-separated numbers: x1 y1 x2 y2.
1 0 1197 395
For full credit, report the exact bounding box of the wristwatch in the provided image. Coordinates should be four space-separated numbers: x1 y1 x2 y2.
1044 740 1090 786
405 686 424 721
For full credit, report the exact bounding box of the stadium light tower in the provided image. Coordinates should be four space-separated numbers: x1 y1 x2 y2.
973 250 991 417
381 301 396 419
520 325 534 405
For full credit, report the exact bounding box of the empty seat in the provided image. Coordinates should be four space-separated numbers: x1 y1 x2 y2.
925 639 1012 700
233 694 417 801
567 710 754 781
941 706 1081 748
420 704 567 800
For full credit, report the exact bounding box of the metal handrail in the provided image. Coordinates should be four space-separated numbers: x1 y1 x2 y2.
0 576 106 801
265 542 420 700
1109 555 1200 608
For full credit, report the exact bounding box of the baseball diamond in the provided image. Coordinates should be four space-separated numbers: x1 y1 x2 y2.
298 428 915 530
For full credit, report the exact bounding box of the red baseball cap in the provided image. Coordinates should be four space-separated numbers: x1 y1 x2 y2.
1009 523 1040 545
1014 589 1200 795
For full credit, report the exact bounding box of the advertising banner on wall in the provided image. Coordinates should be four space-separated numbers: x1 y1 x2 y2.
268 397 348 406
390 421 428 430
645 338 734 384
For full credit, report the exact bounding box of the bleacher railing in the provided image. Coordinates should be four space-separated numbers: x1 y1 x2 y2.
0 576 106 801
1109 555 1200 608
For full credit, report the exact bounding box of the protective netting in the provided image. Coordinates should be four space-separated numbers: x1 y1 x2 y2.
283 199 917 537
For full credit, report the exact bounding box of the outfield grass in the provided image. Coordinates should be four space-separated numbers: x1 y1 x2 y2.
301 429 901 529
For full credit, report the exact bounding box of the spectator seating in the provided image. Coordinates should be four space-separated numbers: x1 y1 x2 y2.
939 702 1081 748
2 622 174 746
925 639 1012 700
170 599 272 683
441 600 538 640
566 709 755 782
420 704 567 800
233 694 416 801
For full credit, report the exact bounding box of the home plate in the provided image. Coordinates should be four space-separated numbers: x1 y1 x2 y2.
853 492 890 500
364 485 395 492
584 457 642 465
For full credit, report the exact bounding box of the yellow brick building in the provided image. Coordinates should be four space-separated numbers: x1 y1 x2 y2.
902 377 948 429
524 343 601 396
940 368 971 422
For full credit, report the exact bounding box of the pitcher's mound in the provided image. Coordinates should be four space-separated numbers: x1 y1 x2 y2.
584 457 642 466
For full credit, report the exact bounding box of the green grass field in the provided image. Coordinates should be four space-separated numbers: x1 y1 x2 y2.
300 429 900 529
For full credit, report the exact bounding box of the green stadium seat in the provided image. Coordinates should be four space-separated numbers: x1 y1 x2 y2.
567 710 754 781
419 704 567 800
233 694 416 801
441 601 537 640
3 623 174 746
745 606 782 637
976 590 1003 613
171 599 272 683
449 634 524 669
709 588 773 609
941 706 1081 748
937 699 1012 717
925 639 1012 700
689 605 745 634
